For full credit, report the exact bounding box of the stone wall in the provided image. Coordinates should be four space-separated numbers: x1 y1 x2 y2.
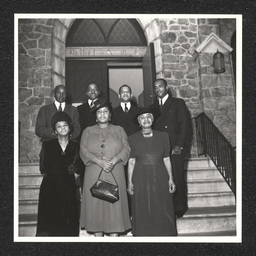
18 18 236 163
198 19 236 146
19 19 54 162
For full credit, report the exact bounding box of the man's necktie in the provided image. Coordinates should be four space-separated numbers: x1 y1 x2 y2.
59 103 62 111
90 101 94 108
160 99 163 106
124 103 128 113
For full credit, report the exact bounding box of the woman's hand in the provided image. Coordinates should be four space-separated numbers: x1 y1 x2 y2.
127 182 134 195
168 177 176 193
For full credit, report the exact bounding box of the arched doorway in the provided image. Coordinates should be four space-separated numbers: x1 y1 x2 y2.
65 19 156 107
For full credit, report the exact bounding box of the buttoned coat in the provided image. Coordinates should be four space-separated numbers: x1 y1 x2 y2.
35 103 81 141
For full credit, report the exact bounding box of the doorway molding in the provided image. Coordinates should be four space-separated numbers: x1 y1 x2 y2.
51 18 162 87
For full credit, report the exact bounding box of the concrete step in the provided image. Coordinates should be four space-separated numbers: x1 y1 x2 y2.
19 214 37 237
19 163 40 174
186 168 222 181
19 199 39 215
19 173 42 186
185 157 215 169
187 179 231 193
177 206 236 234
188 192 235 208
19 185 40 200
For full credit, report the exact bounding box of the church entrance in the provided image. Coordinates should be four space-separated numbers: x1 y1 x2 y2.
65 19 156 107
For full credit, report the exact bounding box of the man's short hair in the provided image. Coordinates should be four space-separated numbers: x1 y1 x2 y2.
155 78 167 87
86 83 100 92
54 84 66 95
119 84 132 94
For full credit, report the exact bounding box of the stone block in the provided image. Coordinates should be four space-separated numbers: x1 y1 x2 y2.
46 50 52 66
165 63 187 71
217 97 235 109
28 49 45 58
219 75 233 87
155 55 163 74
21 24 34 34
26 97 44 106
179 86 198 98
189 24 198 32
28 78 40 88
203 98 218 110
199 53 213 66
35 68 51 79
35 24 52 34
169 25 180 31
173 71 185 79
27 150 40 163
19 44 27 55
178 19 189 25
19 81 28 87
19 88 32 102
184 31 197 38
227 108 236 122
163 45 172 54
185 71 198 79
173 43 180 48
181 26 189 30
163 54 179 63
153 39 162 56
160 20 168 30
169 20 176 25
19 33 27 43
201 75 219 88
34 87 52 98
19 103 34 115
19 69 36 81
182 43 191 50
23 40 37 49
46 19 54 26
42 77 52 88
173 47 186 55
188 79 198 87
163 71 172 78
198 19 206 25
28 33 42 39
161 32 176 43
167 79 180 86
35 58 46 67
52 38 66 58
211 88 228 97
19 114 31 130
19 55 36 69
53 56 65 77
202 89 211 98
214 110 227 116
145 20 159 42
208 19 220 25
39 35 51 49
186 102 200 110
179 55 194 64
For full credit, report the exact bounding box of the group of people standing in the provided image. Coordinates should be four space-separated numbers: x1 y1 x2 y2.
35 78 191 237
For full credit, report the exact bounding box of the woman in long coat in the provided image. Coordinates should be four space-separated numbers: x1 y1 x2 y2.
127 107 177 236
80 98 131 236
36 111 80 236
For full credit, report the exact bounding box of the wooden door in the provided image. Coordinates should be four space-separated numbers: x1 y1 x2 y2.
142 43 156 107
66 60 108 104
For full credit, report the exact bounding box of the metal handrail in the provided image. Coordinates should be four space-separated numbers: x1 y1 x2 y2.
195 112 236 195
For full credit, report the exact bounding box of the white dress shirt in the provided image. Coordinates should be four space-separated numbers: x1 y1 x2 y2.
159 94 169 106
55 100 66 111
121 102 131 112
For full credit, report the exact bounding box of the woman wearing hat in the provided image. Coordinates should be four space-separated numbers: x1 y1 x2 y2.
79 98 131 236
127 107 177 236
36 111 80 236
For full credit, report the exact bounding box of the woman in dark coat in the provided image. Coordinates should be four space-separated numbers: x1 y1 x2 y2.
36 111 80 236
127 107 177 236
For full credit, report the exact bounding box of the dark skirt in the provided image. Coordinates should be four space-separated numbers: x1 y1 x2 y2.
36 174 79 236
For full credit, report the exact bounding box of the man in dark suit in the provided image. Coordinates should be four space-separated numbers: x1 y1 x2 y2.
35 84 80 141
151 78 191 217
112 84 140 136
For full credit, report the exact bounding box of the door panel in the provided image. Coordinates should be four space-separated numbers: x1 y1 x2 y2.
142 43 156 107
66 60 108 103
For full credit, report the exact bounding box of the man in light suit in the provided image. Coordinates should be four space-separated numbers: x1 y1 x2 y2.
112 84 140 136
151 78 192 217
35 84 80 142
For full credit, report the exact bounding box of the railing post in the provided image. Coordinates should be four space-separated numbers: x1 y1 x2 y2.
201 114 207 156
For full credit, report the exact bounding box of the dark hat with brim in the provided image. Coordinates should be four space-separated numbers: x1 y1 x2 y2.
90 97 112 113
133 106 160 124
51 111 72 131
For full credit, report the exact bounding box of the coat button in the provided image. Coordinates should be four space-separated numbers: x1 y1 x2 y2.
165 126 167 128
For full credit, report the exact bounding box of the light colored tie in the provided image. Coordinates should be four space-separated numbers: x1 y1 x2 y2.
59 103 62 111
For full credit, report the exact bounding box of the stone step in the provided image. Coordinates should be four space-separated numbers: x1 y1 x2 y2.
177 206 236 234
185 168 221 181
187 192 235 208
19 173 43 186
185 157 215 169
19 205 236 237
19 186 40 200
19 199 39 215
187 179 231 194
19 163 40 174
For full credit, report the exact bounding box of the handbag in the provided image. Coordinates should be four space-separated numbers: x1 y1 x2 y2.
90 169 119 203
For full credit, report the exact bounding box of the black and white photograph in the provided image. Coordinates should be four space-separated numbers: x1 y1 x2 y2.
14 14 242 243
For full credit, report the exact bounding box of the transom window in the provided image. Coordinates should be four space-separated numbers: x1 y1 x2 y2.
66 19 147 46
